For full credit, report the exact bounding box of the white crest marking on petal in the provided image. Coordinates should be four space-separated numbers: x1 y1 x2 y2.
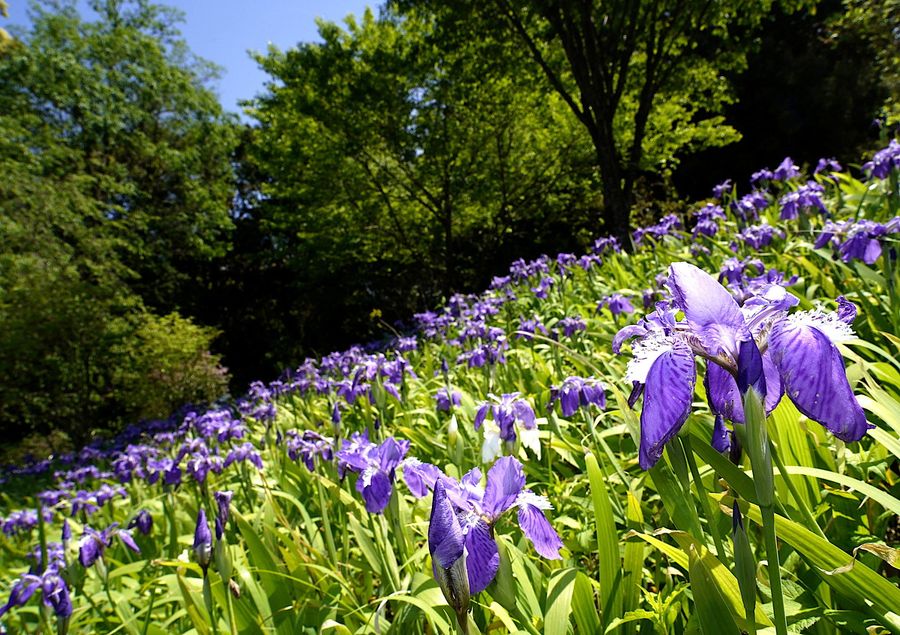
360 465 377 488
625 332 678 384
788 307 855 343
515 490 552 511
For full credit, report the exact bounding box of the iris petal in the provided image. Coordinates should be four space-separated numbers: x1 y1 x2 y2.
706 353 783 424
770 318 870 441
429 481 464 569
517 499 563 559
711 414 731 453
481 456 525 519
464 518 499 594
402 459 441 498
359 470 392 514
639 340 696 469
668 262 748 357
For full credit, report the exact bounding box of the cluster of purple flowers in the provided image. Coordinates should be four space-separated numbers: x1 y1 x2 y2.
548 377 607 417
633 214 682 245
736 222 784 250
863 139 900 179
557 315 587 338
0 538 72 627
731 190 769 221
1 509 54 537
285 430 334 470
435 387 462 412
779 181 826 220
2 138 898 631
815 217 900 265
515 316 548 341
692 203 726 238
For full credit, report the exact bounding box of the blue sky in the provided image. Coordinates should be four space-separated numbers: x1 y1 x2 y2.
5 0 373 116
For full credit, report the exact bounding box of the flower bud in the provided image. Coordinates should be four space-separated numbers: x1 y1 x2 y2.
193 509 212 573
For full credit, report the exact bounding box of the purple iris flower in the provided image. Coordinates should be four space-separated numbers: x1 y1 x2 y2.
337 435 410 513
516 317 548 341
718 257 763 286
0 568 72 622
214 490 233 540
557 252 577 272
592 235 622 256
692 203 726 238
429 480 470 625
731 190 769 221
424 456 562 595
779 181 826 220
814 158 842 174
750 168 773 187
474 393 538 462
193 509 212 572
862 139 900 179
128 509 153 536
633 214 682 246
436 387 462 412
285 430 333 470
815 218 899 265
614 262 870 469
531 276 554 299
598 293 635 317
223 442 263 470
773 157 800 181
577 254 601 270
557 316 587 338
737 222 784 250
712 179 733 200
548 377 607 417
79 523 140 567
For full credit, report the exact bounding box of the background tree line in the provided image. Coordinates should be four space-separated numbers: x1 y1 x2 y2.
0 0 896 445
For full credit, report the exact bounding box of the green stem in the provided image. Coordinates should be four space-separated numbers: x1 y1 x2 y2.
203 573 220 635
682 436 726 560
760 504 788 635
141 583 158 635
744 389 787 635
316 476 338 565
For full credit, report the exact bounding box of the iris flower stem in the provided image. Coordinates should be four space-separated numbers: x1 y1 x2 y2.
316 476 338 566
760 504 787 635
202 573 220 635
682 437 726 560
744 389 788 635
141 583 158 635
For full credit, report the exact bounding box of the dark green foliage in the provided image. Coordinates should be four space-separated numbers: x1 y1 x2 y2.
232 7 601 381
0 0 235 442
675 0 894 196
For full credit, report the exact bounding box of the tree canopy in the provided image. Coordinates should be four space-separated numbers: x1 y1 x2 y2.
0 0 236 443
